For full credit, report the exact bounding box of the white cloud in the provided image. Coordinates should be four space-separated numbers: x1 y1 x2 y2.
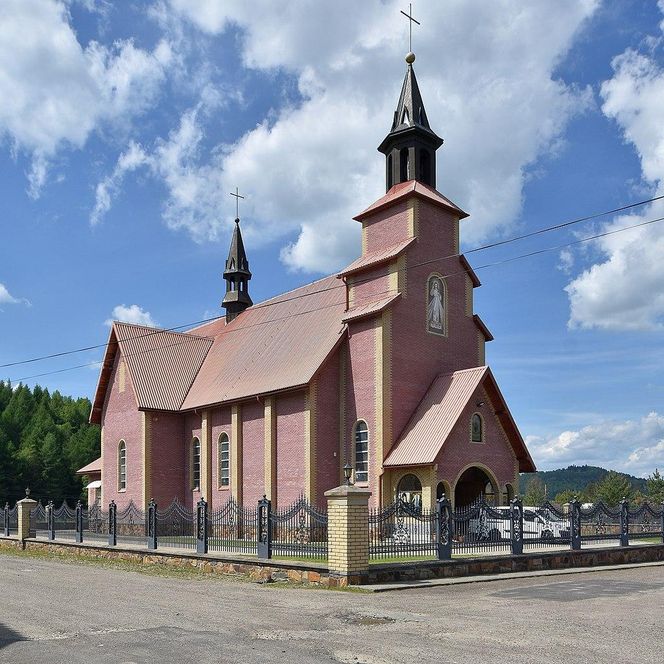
0 283 30 308
0 0 172 196
124 0 598 272
528 411 664 476
105 304 158 327
566 12 664 331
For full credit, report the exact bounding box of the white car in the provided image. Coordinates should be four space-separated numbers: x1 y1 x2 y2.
466 506 570 541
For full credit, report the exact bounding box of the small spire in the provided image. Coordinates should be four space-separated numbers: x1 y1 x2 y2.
222 211 252 323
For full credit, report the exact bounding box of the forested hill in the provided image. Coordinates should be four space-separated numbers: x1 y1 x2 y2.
0 381 100 506
523 465 647 497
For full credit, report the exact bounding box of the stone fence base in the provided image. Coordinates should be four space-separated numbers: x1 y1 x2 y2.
2 536 663 588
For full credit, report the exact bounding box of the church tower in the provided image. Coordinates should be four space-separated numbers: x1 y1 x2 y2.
377 52 443 192
222 218 253 323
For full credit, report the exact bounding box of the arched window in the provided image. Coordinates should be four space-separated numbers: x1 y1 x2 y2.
471 413 483 442
354 421 369 483
397 473 422 509
118 441 126 491
192 437 201 490
419 149 431 186
218 433 230 488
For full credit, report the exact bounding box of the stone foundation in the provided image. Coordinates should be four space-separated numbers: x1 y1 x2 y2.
1 536 663 587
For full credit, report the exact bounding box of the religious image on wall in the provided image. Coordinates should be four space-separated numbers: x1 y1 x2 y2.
427 275 446 335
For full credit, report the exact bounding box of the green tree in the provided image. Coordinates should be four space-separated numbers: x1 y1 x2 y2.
524 477 546 505
646 469 664 504
594 471 632 505
554 489 577 505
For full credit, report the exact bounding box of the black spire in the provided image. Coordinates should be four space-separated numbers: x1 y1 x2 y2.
378 53 443 192
222 218 252 323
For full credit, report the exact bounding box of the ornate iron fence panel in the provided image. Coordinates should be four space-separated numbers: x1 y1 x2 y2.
580 502 622 546
521 501 571 550
369 499 437 561
115 501 147 546
271 496 327 560
207 498 258 555
628 502 664 543
156 499 196 550
52 501 77 540
83 503 109 544
4 503 18 536
31 502 47 538
452 500 512 556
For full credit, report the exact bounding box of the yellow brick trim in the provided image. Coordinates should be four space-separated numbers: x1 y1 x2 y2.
374 311 392 504
453 218 460 254
465 274 473 317
338 345 347 485
478 333 485 365
304 383 317 501
407 198 419 237
141 412 152 510
118 360 126 393
231 404 243 503
100 425 104 507
201 410 212 502
264 397 277 503
361 222 368 255
347 276 355 308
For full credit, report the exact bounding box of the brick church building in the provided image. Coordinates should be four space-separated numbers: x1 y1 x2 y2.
83 53 535 511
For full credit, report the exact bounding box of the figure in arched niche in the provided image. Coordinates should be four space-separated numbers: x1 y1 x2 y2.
427 275 445 334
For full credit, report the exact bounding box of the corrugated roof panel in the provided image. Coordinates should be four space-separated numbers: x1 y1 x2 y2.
114 322 213 411
181 275 347 410
341 293 400 323
384 367 487 466
337 238 415 278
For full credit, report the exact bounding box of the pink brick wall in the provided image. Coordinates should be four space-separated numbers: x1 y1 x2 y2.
344 317 378 503
241 400 264 507
276 391 306 507
363 201 410 251
210 406 232 509
149 412 185 508
101 353 143 509
351 265 391 307
314 351 340 506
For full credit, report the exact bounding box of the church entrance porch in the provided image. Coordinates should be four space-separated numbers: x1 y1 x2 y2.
454 466 498 508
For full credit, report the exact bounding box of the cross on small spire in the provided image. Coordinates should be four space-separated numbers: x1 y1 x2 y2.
229 187 245 220
400 3 420 54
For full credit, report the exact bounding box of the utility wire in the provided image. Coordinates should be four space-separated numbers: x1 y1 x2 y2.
2 192 663 372
8 211 664 384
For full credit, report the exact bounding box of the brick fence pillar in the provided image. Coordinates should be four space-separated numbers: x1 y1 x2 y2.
17 491 37 543
324 485 371 585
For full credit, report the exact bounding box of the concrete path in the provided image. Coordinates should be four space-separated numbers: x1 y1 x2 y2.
1 550 663 663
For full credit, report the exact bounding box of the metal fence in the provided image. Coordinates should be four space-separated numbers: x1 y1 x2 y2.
156 499 196 550
369 499 439 560
207 497 258 555
629 502 664 542
268 496 328 560
453 500 512 556
3 503 17 536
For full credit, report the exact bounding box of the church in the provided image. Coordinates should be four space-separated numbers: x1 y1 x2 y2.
83 52 535 512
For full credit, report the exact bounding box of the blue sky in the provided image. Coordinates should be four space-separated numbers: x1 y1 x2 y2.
1 0 664 475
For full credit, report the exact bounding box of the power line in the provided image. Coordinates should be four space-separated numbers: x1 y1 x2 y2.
7 211 664 385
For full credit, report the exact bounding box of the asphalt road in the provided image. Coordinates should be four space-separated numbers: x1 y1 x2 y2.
1 553 663 664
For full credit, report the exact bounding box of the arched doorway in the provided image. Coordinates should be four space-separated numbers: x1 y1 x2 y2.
454 467 496 508
397 473 422 510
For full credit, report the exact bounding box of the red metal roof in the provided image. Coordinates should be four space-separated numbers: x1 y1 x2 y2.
76 456 102 475
384 366 535 472
341 293 401 324
353 181 468 221
473 314 494 341
181 275 347 410
337 238 416 278
115 322 213 412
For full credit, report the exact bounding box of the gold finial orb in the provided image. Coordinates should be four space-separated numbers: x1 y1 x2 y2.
405 51 416 64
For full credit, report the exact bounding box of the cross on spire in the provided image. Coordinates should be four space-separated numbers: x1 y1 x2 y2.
229 187 245 220
400 3 420 54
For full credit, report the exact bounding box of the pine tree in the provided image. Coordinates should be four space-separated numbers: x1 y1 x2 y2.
646 469 664 504
594 471 632 505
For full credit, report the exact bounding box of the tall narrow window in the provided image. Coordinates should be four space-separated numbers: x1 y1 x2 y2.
218 433 230 488
118 441 126 491
354 421 369 483
419 150 431 186
400 148 409 181
192 437 201 490
471 413 484 442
